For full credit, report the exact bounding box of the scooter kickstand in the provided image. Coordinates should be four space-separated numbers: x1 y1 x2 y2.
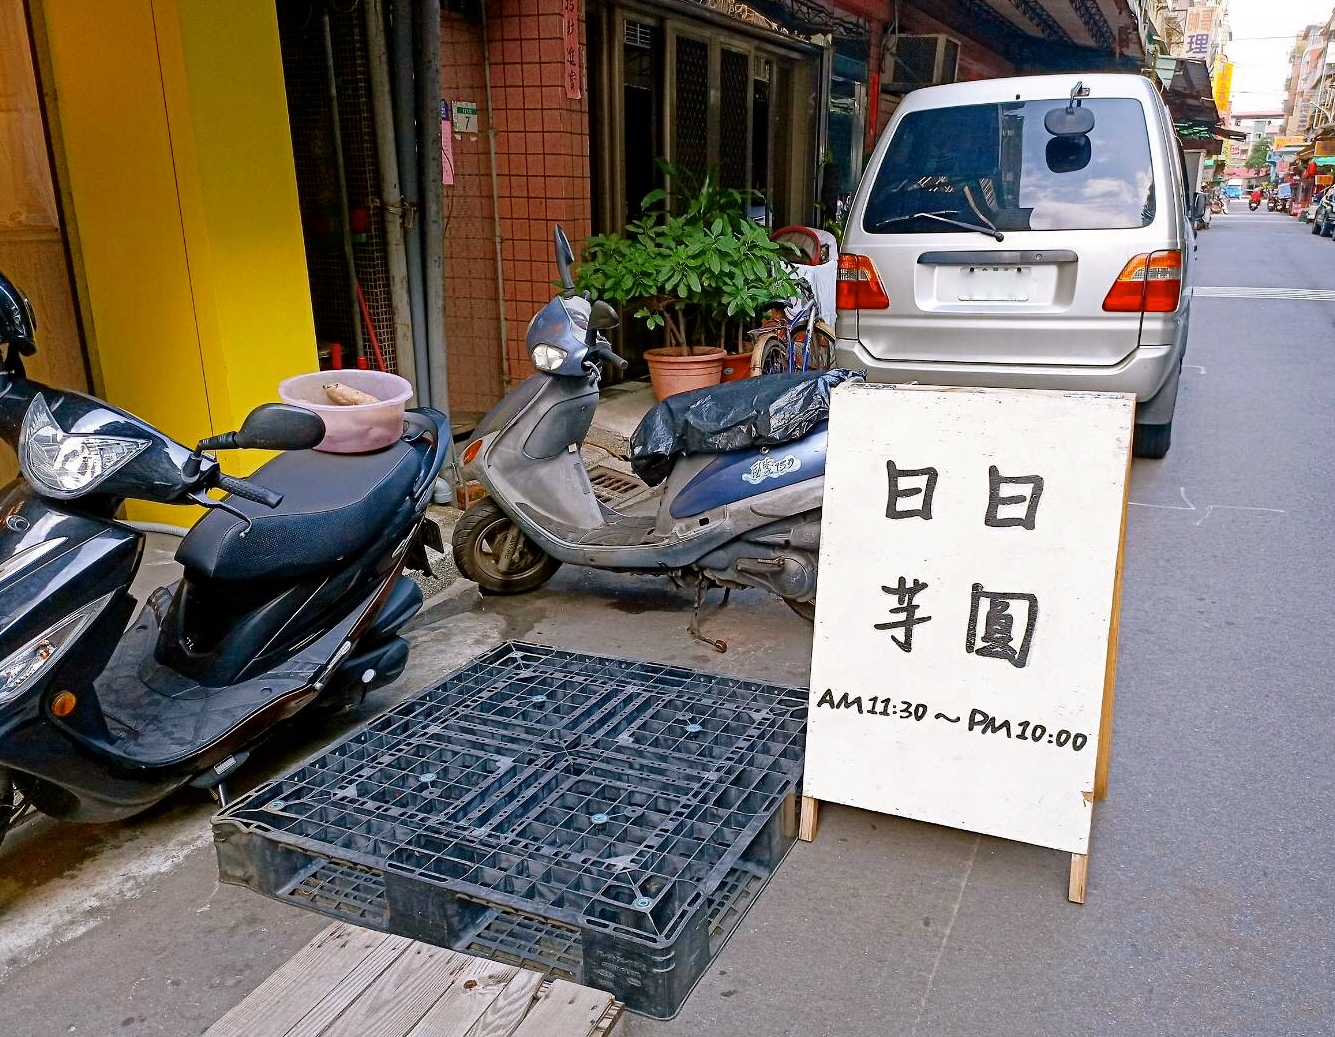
689 577 727 653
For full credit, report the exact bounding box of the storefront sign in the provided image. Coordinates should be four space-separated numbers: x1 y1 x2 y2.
1184 5 1216 57
563 0 581 100
806 384 1133 860
1212 60 1233 118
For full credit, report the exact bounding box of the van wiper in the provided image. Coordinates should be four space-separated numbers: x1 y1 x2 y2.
870 210 1005 241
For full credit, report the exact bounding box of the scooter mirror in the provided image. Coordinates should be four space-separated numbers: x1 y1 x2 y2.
554 226 576 291
233 404 326 451
588 299 620 331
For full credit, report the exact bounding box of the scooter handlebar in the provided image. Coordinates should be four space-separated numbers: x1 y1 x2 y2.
215 473 283 509
591 341 628 372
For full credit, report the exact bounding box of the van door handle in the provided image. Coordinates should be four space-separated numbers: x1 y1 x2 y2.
916 250 1078 265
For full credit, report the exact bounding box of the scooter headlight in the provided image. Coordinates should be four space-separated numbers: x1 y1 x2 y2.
20 394 149 498
0 592 113 708
531 344 568 372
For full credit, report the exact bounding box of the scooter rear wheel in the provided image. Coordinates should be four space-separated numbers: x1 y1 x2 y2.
453 499 562 594
783 597 816 622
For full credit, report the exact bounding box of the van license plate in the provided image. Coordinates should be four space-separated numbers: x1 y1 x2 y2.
958 266 1030 302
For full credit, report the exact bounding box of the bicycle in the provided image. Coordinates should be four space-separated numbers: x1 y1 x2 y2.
748 277 836 376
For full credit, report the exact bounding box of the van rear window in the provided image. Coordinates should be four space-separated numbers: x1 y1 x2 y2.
862 98 1156 234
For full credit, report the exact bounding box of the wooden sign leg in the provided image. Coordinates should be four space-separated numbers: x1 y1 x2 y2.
799 796 819 841
1095 452 1131 802
1068 853 1088 903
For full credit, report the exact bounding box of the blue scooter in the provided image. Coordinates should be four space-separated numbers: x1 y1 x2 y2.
453 228 848 649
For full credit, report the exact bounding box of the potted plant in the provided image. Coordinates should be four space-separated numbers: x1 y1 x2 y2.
576 164 799 399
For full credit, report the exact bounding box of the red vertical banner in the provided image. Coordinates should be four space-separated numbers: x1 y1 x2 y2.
563 0 581 100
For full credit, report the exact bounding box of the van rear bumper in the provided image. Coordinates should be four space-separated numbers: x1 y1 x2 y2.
834 338 1181 404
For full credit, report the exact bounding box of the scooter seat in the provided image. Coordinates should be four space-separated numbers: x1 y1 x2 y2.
176 441 419 581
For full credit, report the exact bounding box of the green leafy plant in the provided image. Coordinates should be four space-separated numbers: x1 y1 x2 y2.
575 163 799 355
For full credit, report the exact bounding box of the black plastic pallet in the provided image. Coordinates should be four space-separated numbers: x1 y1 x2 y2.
213 641 806 1018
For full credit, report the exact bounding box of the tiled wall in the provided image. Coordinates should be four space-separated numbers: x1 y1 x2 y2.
441 11 504 416
440 0 592 414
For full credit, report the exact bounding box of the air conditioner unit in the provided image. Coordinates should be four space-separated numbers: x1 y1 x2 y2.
882 34 960 91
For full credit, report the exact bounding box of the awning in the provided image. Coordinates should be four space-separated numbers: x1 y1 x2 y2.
879 0 1142 79
931 0 1145 61
1158 59 1219 126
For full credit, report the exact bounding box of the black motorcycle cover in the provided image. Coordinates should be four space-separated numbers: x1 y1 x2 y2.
630 369 864 486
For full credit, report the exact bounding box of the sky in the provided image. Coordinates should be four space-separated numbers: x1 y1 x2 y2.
1225 0 1334 114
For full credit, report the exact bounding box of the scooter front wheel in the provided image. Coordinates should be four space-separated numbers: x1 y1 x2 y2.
453 499 562 594
0 768 36 850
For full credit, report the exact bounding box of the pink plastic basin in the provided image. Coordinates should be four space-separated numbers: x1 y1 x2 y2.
278 370 413 453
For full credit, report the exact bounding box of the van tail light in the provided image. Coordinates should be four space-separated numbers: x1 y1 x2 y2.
837 253 890 310
1102 251 1183 312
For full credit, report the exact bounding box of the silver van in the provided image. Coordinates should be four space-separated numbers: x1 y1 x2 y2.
834 74 1198 458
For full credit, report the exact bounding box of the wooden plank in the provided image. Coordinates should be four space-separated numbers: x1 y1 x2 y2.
318 942 476 1037
1095 449 1132 802
459 967 545 1037
779 791 797 840
404 955 522 1037
798 795 819 842
509 978 622 1037
588 999 625 1037
1068 852 1089 904
204 924 393 1037
282 931 415 1037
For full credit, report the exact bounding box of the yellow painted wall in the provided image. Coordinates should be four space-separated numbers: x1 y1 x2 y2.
38 0 316 523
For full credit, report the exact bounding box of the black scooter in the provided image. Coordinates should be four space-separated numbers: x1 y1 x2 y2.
0 272 447 848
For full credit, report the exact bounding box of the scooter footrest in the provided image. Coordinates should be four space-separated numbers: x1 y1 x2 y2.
516 504 662 548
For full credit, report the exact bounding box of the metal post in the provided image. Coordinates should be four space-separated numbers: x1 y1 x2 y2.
322 10 366 365
416 0 458 495
364 0 418 395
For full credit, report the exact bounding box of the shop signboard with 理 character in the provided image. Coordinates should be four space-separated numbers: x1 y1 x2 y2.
803 384 1134 903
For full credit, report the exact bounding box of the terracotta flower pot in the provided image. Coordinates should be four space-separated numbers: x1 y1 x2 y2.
719 354 754 383
644 346 726 400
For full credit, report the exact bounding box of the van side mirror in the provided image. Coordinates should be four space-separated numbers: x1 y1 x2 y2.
1191 193 1208 222
1044 106 1095 136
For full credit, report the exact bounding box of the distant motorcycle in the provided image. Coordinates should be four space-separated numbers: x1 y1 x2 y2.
1248 199 1261 211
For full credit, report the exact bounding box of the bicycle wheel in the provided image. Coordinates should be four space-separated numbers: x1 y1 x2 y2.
809 326 835 370
751 334 790 377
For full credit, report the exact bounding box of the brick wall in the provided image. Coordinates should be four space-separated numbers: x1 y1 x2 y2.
439 0 593 414
441 11 504 416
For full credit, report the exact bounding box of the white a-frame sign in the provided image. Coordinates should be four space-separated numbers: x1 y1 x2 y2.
802 384 1133 902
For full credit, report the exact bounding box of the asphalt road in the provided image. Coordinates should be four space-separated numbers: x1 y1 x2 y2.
1 207 1332 1036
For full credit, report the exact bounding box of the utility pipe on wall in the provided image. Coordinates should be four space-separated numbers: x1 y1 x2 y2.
481 0 510 393
416 0 450 414
415 0 458 494
364 0 418 397
387 0 430 399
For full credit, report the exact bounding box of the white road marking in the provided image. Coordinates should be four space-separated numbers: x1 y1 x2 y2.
0 813 212 979
1192 286 1335 301
1183 364 1206 374
1128 486 1286 527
